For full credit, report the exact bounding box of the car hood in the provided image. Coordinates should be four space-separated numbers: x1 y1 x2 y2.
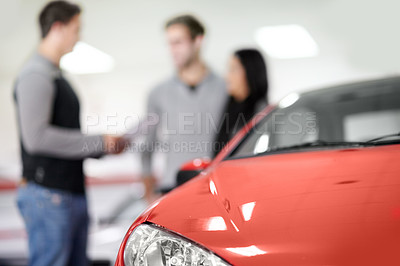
146 145 400 265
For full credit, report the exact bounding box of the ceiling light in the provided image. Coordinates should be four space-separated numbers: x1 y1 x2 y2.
60 41 115 74
255 24 319 59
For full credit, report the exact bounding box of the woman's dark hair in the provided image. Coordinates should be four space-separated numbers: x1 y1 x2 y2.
165 15 205 39
234 48 268 104
39 1 81 38
213 48 269 157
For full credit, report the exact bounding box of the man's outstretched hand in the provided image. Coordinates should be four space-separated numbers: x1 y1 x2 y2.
103 135 128 154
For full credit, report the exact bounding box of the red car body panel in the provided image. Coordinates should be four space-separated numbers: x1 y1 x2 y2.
116 144 400 265
142 145 400 265
115 105 400 265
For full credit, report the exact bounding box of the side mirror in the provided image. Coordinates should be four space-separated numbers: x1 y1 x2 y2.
176 158 212 187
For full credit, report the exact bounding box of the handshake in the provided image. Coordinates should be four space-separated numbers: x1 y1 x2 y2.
102 135 129 155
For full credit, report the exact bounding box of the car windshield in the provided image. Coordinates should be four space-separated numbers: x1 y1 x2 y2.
230 77 400 159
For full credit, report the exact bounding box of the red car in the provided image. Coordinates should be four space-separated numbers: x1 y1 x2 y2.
116 77 400 266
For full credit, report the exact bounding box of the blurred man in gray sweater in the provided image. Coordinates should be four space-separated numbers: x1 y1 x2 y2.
13 1 125 265
142 15 227 201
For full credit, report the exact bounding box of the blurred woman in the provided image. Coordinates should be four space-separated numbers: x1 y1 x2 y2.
214 49 268 156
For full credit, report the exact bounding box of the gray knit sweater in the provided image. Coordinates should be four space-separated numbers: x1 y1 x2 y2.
142 71 227 190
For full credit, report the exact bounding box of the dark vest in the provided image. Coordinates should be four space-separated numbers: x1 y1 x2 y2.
15 77 85 194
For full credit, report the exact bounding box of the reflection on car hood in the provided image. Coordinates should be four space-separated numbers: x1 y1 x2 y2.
147 145 400 265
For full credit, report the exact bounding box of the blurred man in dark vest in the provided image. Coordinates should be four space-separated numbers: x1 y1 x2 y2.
13 1 125 265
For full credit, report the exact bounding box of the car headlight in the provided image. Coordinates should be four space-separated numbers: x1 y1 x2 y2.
124 223 230 266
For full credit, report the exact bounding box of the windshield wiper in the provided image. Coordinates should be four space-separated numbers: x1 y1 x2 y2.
265 140 371 153
366 132 400 143
263 135 400 154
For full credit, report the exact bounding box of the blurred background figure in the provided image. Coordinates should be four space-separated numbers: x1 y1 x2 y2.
13 1 125 266
141 14 227 201
214 49 268 156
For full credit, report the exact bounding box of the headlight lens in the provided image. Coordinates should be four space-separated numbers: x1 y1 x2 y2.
124 223 230 266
